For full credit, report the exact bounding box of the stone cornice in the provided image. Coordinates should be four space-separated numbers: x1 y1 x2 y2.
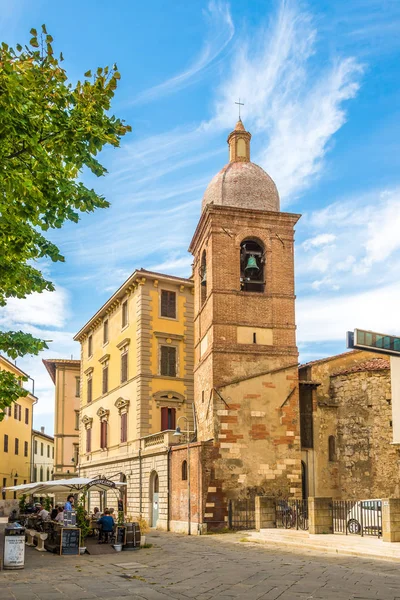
115 397 130 412
117 338 130 350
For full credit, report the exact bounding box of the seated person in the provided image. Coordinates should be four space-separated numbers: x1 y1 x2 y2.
97 509 114 543
92 507 101 518
50 505 59 520
54 506 64 523
37 504 50 521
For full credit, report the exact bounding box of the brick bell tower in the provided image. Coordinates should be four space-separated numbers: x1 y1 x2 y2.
189 119 302 528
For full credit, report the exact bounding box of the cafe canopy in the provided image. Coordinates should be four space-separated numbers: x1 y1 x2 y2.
3 477 127 496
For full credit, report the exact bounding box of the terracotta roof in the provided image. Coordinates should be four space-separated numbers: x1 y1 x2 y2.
43 358 80 384
299 350 364 369
234 118 246 131
32 429 54 442
331 358 390 377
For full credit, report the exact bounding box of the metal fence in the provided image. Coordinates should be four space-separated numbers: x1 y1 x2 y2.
276 499 308 530
333 499 382 537
228 498 256 530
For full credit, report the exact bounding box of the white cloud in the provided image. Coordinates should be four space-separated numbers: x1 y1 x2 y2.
131 1 234 105
302 233 336 250
363 191 400 267
148 255 193 277
210 1 363 202
297 281 400 343
0 287 69 329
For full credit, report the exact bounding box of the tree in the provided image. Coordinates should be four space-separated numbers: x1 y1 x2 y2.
0 26 131 417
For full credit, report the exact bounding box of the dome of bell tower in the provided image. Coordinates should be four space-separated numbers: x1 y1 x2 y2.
202 120 280 213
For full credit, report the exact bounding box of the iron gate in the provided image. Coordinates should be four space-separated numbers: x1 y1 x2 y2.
333 499 382 537
276 499 309 530
228 498 255 530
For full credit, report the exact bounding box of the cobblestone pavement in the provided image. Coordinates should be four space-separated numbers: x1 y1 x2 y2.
2 530 400 599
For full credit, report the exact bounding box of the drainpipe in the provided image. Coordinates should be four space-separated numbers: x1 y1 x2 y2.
167 447 171 531
139 446 142 516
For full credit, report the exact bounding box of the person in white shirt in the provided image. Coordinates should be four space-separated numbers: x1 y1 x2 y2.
54 507 64 523
36 504 50 527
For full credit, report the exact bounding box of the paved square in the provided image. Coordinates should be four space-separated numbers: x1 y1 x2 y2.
2 531 400 599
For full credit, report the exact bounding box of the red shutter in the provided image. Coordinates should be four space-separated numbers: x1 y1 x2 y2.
161 407 169 431
170 408 176 430
121 413 127 443
86 428 91 453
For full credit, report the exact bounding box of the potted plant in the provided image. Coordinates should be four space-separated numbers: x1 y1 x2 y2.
18 494 27 515
76 497 91 555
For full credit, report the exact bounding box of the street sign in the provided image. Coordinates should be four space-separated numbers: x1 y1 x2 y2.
346 329 400 357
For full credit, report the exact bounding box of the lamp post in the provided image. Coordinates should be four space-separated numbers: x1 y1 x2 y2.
173 416 191 535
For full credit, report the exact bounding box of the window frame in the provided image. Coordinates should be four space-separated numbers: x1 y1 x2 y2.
86 427 92 453
121 350 128 384
88 334 93 358
75 377 81 398
24 441 28 457
25 407 29 425
87 376 93 404
4 434 8 453
15 437 19 455
182 460 188 481
103 319 109 345
160 289 177 320
102 364 109 394
160 344 177 378
121 300 128 329
120 412 128 444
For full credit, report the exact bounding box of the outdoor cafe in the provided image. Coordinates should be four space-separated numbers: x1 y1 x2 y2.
3 477 141 557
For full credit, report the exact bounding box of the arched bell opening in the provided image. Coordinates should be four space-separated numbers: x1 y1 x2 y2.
200 250 207 305
240 239 265 292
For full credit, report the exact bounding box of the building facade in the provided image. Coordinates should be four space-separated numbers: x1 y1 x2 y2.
74 270 194 527
299 350 400 500
0 356 36 512
43 358 81 479
32 427 54 482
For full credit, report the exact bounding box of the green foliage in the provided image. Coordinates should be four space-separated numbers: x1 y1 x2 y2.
18 494 27 513
117 510 124 525
44 497 52 511
0 25 131 413
0 370 28 421
76 496 91 545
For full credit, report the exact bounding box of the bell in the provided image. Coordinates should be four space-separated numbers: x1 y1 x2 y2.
244 255 259 277
201 271 207 286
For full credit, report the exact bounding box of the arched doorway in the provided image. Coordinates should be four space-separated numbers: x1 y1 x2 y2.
301 461 308 500
150 471 159 527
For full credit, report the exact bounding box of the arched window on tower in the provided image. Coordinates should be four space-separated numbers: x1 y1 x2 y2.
328 435 336 462
240 239 265 292
200 250 207 305
182 460 188 481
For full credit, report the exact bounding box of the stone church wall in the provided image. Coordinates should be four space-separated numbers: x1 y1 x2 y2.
330 369 400 499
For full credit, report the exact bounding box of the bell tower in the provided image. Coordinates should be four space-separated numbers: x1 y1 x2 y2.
189 120 302 528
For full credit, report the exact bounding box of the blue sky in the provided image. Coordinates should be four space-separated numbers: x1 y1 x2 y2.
2 0 400 434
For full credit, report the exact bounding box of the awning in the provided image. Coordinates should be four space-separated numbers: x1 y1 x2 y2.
3 477 127 496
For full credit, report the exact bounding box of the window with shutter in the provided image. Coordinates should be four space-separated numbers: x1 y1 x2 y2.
160 407 176 431
160 346 176 377
102 365 108 394
34 440 37 454
122 301 128 328
100 421 108 449
14 403 18 419
25 407 29 424
24 441 28 457
103 319 109 344
47 445 50 458
15 438 19 455
121 413 127 443
121 352 128 383
4 434 8 452
86 428 92 453
76 377 81 397
41 442 43 455
161 290 176 318
87 378 92 403
88 335 93 357
19 405 22 421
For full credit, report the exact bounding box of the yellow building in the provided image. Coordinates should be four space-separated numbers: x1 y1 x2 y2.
32 427 54 482
0 356 36 510
43 359 81 479
74 269 194 526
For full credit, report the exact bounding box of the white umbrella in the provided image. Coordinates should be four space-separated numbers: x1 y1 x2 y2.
4 477 127 496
